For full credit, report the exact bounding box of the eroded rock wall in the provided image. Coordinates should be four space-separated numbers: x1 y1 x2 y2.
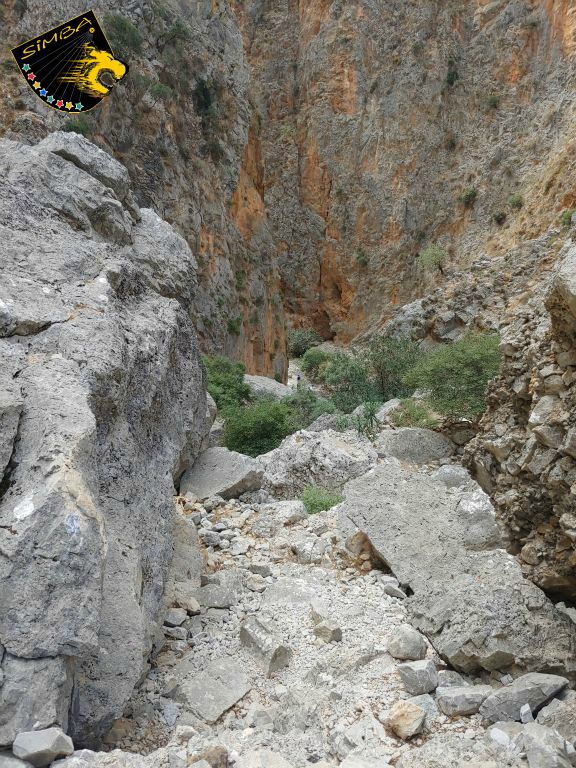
0 133 207 746
466 240 576 602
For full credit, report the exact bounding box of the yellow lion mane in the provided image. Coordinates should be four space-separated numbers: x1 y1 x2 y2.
59 43 127 98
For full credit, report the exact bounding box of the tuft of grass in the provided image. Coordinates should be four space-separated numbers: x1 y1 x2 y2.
560 209 576 227
508 193 524 210
356 249 369 267
494 211 507 226
390 399 439 429
487 95 500 109
301 486 344 515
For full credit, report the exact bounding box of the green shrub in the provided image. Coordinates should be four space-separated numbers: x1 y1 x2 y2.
323 354 378 413
494 211 507 225
446 59 459 87
104 13 143 55
403 333 501 420
150 82 175 101
461 187 478 208
227 316 242 335
283 386 335 429
224 398 295 457
301 347 334 380
356 249 369 267
300 486 344 515
508 193 524 210
353 401 380 439
288 328 322 357
203 355 251 411
418 244 446 273
487 95 500 109
560 209 576 227
364 336 424 402
390 399 439 429
165 21 189 43
61 115 91 136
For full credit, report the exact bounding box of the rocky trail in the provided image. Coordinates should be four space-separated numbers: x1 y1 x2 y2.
24 423 575 768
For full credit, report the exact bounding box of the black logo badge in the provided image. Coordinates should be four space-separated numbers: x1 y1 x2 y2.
11 10 128 113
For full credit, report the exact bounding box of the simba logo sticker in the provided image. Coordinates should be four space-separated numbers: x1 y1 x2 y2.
11 10 128 113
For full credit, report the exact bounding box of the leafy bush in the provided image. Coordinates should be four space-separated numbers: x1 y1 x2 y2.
104 13 143 55
356 249 369 267
403 333 501 420
150 82 175 101
224 398 295 456
487 95 500 109
227 317 242 335
462 187 478 208
508 193 524 210
288 328 322 358
323 354 378 413
301 347 334 380
203 355 251 411
61 116 91 136
284 386 335 428
561 209 576 227
300 486 344 515
364 336 424 402
390 399 439 429
418 244 446 273
446 59 459 87
494 211 507 225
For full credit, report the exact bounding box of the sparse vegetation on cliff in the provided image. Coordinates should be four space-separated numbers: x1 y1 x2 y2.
103 13 144 56
418 244 447 274
288 328 322 357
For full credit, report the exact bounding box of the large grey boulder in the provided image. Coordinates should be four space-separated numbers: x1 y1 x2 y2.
343 463 576 677
180 447 264 500
436 685 493 716
387 624 427 661
537 690 576 744
12 728 73 767
479 673 569 723
0 136 207 745
396 732 525 767
262 430 377 499
244 375 292 399
174 656 251 723
375 428 455 464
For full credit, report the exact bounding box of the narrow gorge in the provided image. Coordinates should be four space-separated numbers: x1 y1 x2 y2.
1 1 576 767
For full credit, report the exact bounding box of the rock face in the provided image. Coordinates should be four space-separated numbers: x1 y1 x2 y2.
467 242 576 602
180 447 264 500
0 135 207 745
479 673 569 724
375 428 455 465
244 375 292 399
262 430 377 499
343 462 576 677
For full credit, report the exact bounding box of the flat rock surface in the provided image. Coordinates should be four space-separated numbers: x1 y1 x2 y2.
180 447 264 500
375 428 455 464
343 462 576 676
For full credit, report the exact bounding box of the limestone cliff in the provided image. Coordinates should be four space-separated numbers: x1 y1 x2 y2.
0 133 206 746
0 0 287 380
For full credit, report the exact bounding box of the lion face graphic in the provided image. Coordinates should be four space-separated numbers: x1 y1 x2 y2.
59 44 127 98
